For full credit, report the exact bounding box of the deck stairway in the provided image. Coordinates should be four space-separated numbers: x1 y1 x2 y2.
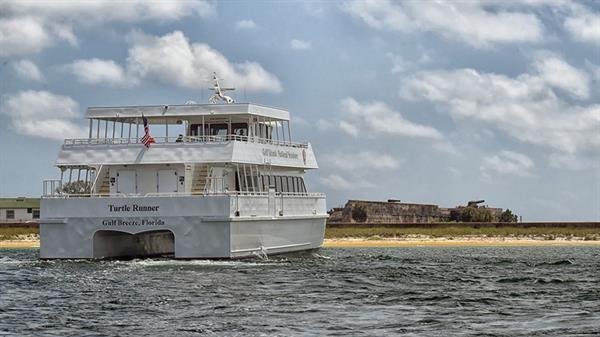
188 165 210 195
96 168 110 195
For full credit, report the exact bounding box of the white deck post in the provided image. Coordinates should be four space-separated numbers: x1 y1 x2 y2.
96 119 100 138
88 119 93 139
165 118 169 142
136 118 139 143
242 164 248 193
112 120 116 140
201 115 205 138
287 120 292 144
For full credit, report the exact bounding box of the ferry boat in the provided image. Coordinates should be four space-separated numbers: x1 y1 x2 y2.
40 76 327 259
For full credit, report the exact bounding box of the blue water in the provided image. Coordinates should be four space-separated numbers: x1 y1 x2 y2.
1 247 599 336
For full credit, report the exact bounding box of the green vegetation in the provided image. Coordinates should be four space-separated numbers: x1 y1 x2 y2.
499 209 518 222
351 206 367 222
0 227 39 240
60 180 91 194
325 226 600 239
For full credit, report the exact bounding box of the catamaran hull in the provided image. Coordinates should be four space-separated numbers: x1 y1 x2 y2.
40 196 327 259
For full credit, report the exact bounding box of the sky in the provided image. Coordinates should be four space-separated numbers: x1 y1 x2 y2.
0 0 598 221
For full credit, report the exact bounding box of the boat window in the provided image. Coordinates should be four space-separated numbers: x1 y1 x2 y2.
6 210 14 219
32 209 40 219
287 176 294 193
208 123 228 136
232 123 248 138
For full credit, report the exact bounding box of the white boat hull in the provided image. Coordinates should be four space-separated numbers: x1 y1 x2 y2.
40 196 326 259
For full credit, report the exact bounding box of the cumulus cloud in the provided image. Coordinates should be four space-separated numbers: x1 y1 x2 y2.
290 39 312 50
564 7 600 44
322 151 401 172
401 54 600 154
481 151 535 177
66 31 282 93
0 17 53 56
66 58 136 87
343 0 544 48
12 60 45 82
337 97 443 139
0 90 86 140
126 31 282 93
0 0 215 56
548 153 599 171
532 52 590 99
319 174 353 190
235 19 257 30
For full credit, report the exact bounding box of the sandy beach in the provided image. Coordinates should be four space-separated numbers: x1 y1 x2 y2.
0 240 40 249
3 236 600 249
323 237 600 247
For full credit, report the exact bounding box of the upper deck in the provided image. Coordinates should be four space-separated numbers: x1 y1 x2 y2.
57 102 317 169
86 103 290 122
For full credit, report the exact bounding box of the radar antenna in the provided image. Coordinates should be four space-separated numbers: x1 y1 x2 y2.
209 72 235 104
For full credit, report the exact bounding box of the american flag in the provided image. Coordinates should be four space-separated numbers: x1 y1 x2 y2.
140 114 155 148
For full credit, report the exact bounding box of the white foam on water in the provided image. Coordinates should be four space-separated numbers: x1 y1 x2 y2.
113 259 272 268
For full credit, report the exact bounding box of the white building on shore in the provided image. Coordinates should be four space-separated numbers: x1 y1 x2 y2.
0 198 40 223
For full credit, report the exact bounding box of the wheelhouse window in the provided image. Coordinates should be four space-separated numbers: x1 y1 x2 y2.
32 209 40 219
6 210 15 219
208 123 228 136
232 123 248 137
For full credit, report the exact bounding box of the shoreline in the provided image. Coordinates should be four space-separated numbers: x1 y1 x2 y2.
2 237 600 249
323 237 600 247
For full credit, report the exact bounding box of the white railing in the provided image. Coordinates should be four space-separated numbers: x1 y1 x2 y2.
43 179 62 196
63 135 309 148
40 190 327 218
41 190 325 198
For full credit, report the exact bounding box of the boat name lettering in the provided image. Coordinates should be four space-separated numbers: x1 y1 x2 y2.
101 218 165 226
108 204 160 212
262 149 299 159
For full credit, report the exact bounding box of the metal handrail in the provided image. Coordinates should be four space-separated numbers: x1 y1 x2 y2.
63 135 309 148
89 165 103 193
41 191 326 198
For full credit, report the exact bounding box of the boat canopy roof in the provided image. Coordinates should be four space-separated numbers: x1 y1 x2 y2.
86 103 290 122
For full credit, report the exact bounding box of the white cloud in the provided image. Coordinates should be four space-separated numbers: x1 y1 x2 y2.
12 60 45 82
481 150 535 177
125 30 282 93
401 54 600 154
0 90 86 140
290 39 312 50
67 58 136 87
319 174 353 190
343 0 544 48
338 97 443 139
235 19 257 30
0 0 215 56
548 153 599 171
532 52 590 99
564 8 600 44
66 31 282 93
323 151 401 172
0 17 53 56
432 141 461 156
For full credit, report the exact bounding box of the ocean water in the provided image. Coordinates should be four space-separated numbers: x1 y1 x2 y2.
0 247 599 336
